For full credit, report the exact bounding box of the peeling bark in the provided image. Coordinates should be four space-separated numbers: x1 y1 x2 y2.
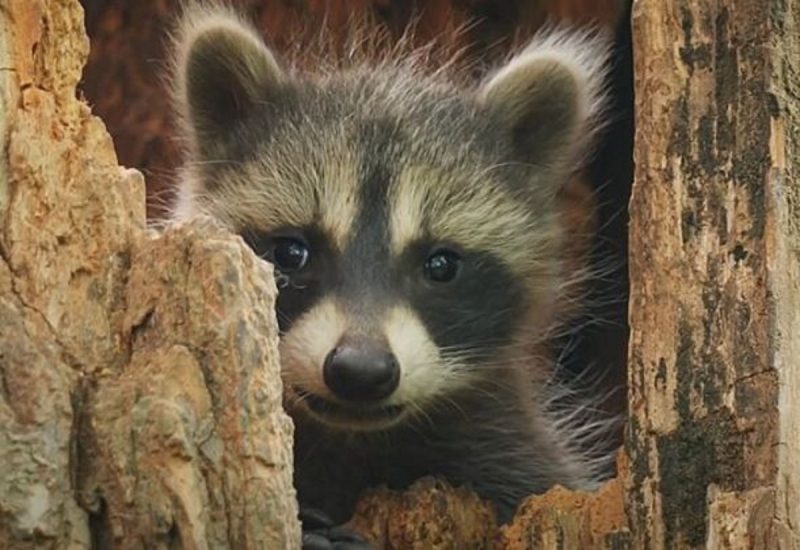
347 478 498 549
497 466 628 549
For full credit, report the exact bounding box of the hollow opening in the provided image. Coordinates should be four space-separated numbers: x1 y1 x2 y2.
79 0 634 518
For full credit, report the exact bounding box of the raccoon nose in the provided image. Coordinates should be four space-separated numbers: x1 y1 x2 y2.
323 345 400 402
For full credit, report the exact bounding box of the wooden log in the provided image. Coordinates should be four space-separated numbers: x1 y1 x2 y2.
0 1 299 547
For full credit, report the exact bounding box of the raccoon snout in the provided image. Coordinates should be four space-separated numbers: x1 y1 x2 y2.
322 342 400 402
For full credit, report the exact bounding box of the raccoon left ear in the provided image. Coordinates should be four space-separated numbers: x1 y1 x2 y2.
478 28 610 177
173 7 286 158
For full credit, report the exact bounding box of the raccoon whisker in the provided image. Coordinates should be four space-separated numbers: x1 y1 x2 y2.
406 400 438 431
168 3 619 523
428 399 468 423
438 339 548 354
145 187 179 210
455 385 514 407
443 358 542 374
273 307 293 329
281 375 317 396
182 159 245 168
437 350 547 368
438 340 550 360
430 313 535 341
286 390 312 411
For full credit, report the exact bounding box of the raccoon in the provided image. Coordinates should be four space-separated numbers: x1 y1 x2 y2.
168 2 616 543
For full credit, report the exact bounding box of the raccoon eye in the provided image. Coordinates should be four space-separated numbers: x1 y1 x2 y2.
424 249 461 283
272 237 310 272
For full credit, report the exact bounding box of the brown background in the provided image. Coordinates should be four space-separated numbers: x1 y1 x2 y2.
78 0 626 216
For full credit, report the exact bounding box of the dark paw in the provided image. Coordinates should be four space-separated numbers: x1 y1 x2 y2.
300 507 373 550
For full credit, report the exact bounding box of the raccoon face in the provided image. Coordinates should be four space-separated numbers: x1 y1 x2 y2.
171 8 609 431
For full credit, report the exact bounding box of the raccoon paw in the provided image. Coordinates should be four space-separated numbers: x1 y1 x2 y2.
300 507 372 550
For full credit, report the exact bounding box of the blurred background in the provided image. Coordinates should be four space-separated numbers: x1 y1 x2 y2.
78 0 633 451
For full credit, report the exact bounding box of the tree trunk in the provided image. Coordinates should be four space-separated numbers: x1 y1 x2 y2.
625 0 800 547
0 1 299 548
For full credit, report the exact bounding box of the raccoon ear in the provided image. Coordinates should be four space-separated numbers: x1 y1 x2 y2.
478 28 609 176
174 9 285 156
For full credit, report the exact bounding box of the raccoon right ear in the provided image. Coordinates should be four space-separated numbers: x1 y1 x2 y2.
478 28 610 179
173 8 285 157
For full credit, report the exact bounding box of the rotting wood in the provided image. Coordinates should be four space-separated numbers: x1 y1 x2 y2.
626 0 800 547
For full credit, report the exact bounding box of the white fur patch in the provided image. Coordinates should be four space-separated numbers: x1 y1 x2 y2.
388 163 561 290
388 171 425 255
316 153 360 251
279 298 347 397
383 305 470 407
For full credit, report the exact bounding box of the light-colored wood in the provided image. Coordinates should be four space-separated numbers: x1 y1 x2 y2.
0 1 299 547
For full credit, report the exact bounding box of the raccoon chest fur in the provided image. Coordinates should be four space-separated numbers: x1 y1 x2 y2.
169 2 615 526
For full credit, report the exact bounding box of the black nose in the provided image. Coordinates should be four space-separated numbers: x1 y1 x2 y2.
323 343 400 402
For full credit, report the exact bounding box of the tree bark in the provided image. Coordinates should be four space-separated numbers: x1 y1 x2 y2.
0 1 299 548
625 0 800 547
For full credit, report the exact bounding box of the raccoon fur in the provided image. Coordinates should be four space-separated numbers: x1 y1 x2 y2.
168 2 616 530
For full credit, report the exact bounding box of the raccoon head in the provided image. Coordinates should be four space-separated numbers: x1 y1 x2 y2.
170 7 610 431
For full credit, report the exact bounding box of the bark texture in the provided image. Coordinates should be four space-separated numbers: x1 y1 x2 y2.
497 465 628 549
347 478 498 549
0 0 298 548
626 0 800 548
341 460 629 549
